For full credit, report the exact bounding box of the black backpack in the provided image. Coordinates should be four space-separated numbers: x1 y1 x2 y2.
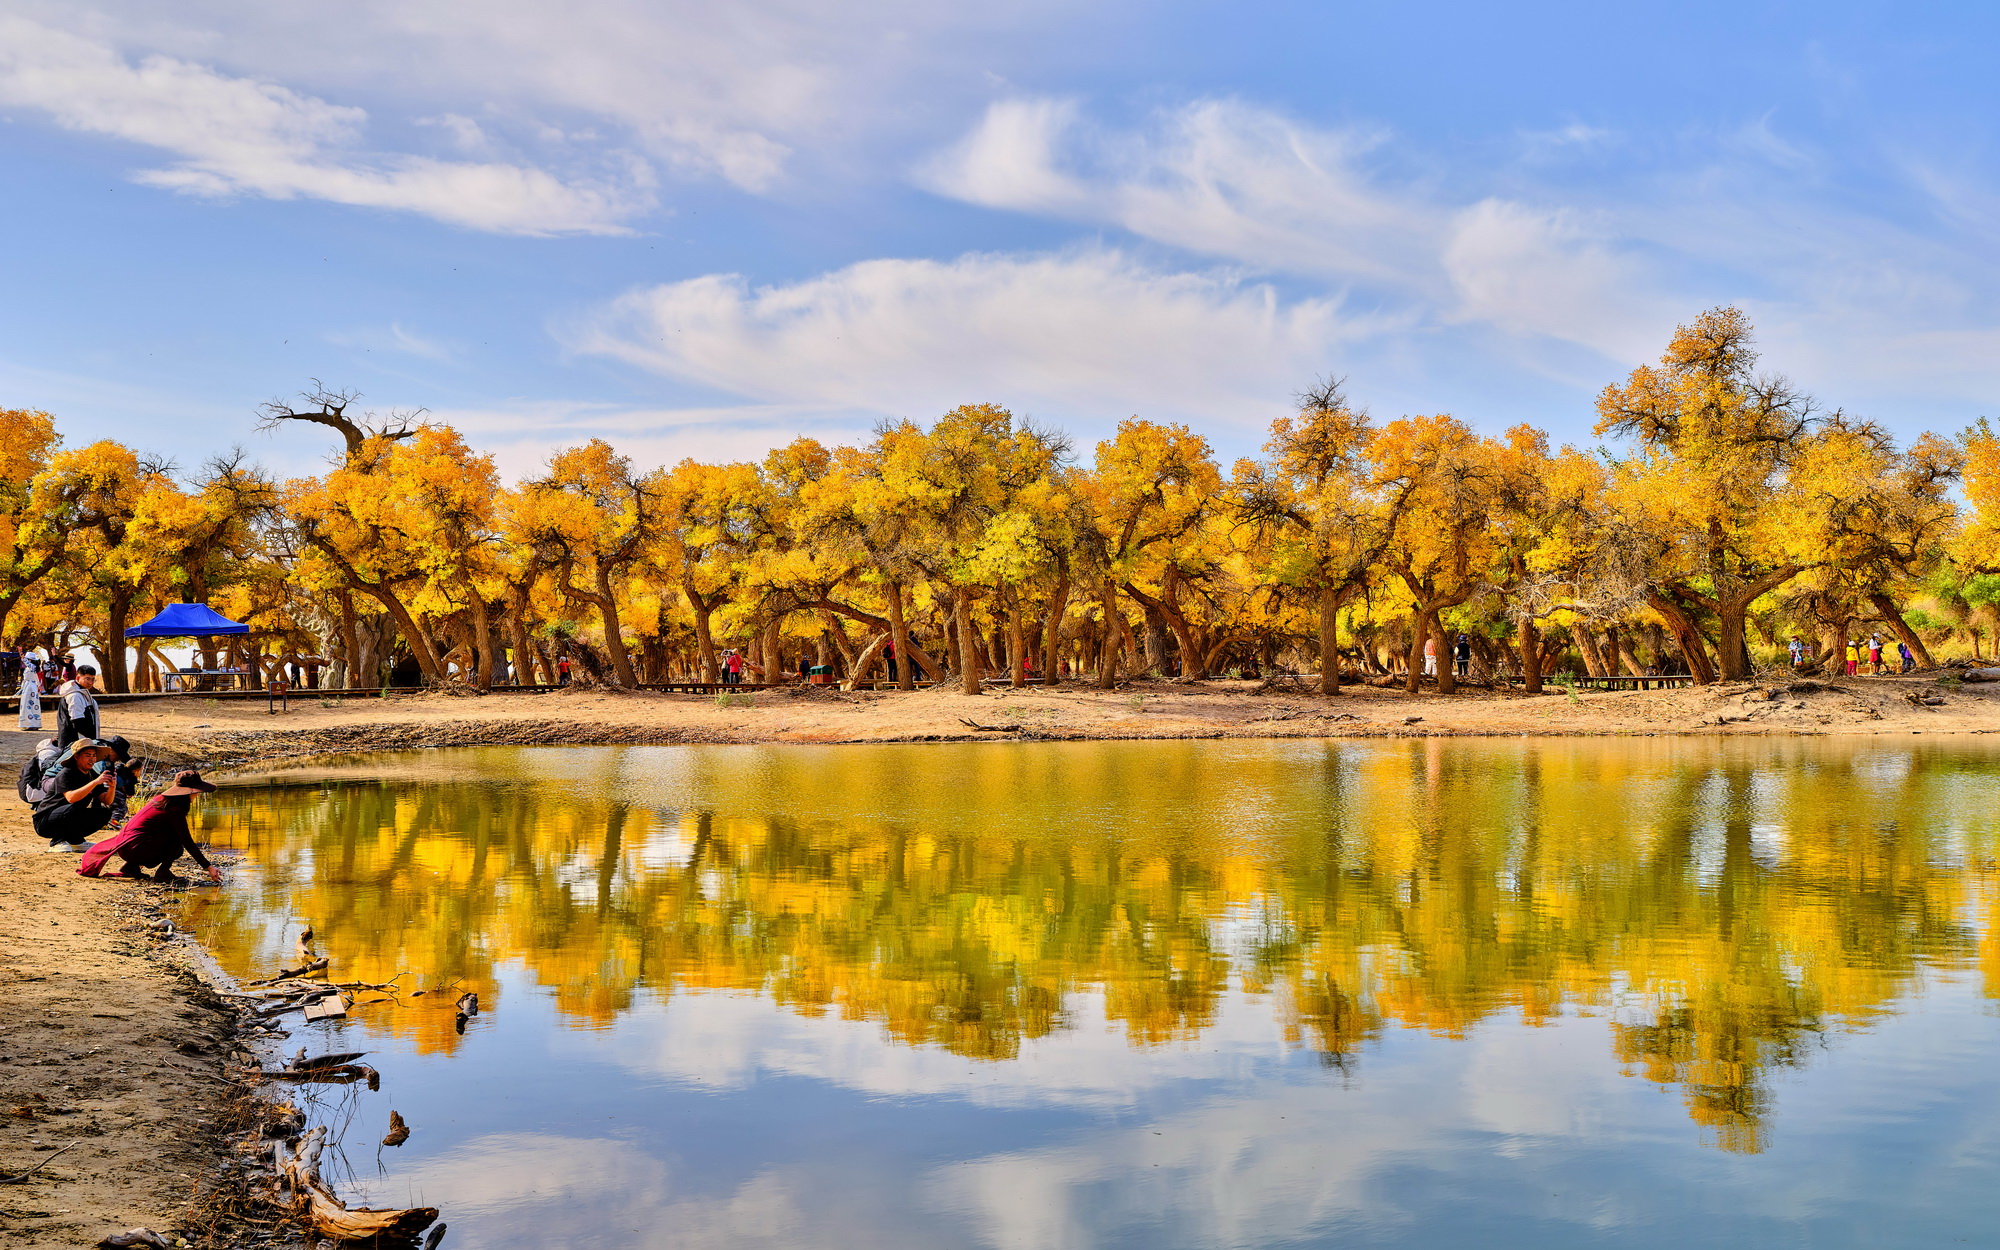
17 740 59 804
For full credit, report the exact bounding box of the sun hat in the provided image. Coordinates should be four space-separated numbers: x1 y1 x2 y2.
57 738 108 764
162 770 217 796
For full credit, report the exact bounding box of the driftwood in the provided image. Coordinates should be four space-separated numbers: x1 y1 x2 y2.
422 1225 447 1250
957 718 1021 733
250 958 328 985
292 1051 369 1071
295 925 316 965
382 1110 410 1148
280 1127 436 1243
266 1062 382 1091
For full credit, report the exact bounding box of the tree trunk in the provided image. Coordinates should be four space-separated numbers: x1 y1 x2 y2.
1318 586 1342 696
1405 612 1429 694
955 587 982 695
1007 598 1026 688
1042 570 1070 686
683 580 719 683
333 590 361 690
467 590 496 690
1434 613 1457 695
506 604 533 687
591 562 639 687
887 580 915 690
1570 622 1608 678
361 585 445 685
1869 592 1935 669
1647 593 1716 685
103 590 132 693
1714 599 1755 682
1517 617 1543 693
1096 580 1120 689
1609 625 1645 677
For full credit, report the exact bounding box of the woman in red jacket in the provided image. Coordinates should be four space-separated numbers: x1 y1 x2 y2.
78 771 222 884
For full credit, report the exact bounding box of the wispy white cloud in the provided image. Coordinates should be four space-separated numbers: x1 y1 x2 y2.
429 399 875 476
566 248 1370 429
920 97 1672 362
0 15 653 233
920 96 2000 415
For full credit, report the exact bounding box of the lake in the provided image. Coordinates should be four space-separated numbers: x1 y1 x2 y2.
178 738 2000 1249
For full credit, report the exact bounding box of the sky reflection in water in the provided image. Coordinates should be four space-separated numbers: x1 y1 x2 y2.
179 738 2000 1249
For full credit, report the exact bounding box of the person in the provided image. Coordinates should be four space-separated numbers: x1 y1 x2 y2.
55 663 101 751
33 739 118 851
725 649 744 685
1844 638 1860 677
1453 633 1471 680
100 735 144 826
1867 634 1883 675
884 638 898 683
15 650 41 732
1422 634 1438 678
557 655 572 686
798 655 811 681
78 771 221 884
1787 636 1806 668
287 657 303 686
1900 640 1915 673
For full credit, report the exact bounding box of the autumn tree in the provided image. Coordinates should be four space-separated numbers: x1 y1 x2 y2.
1596 308 1821 681
1238 379 1391 695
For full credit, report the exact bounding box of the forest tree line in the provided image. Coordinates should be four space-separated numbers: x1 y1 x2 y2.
4 307 1998 696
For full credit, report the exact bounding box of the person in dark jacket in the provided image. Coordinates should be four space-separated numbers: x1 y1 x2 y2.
78 771 220 883
33 739 117 851
54 664 101 751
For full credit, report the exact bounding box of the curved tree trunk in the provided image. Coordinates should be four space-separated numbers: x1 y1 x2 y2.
1042 571 1069 686
1404 612 1428 695
1869 591 1935 669
682 578 719 683
1647 592 1716 685
591 562 639 687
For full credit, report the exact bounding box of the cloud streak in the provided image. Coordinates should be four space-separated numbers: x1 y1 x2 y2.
569 248 1371 428
0 16 653 234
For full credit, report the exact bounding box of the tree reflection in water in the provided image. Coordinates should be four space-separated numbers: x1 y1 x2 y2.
180 738 2000 1153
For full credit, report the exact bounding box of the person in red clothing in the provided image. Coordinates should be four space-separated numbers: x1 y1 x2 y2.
78 771 222 884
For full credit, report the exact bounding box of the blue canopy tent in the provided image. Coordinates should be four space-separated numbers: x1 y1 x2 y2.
124 603 249 638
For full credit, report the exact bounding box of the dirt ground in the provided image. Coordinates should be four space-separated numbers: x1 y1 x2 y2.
107 670 2000 764
2 670 1997 1245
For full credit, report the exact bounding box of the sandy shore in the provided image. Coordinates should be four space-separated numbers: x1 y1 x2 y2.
3 671 1996 1245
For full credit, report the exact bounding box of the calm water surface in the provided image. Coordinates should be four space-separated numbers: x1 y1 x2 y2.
178 738 2000 1249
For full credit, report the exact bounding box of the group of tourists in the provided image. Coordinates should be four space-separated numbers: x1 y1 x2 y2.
1420 634 1476 680
13 653 222 882
1786 634 1916 675
6 645 86 716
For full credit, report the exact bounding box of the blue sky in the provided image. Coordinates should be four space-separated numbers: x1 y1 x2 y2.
1 0 1996 480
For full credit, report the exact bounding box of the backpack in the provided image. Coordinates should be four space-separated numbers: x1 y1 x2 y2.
17 738 59 805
